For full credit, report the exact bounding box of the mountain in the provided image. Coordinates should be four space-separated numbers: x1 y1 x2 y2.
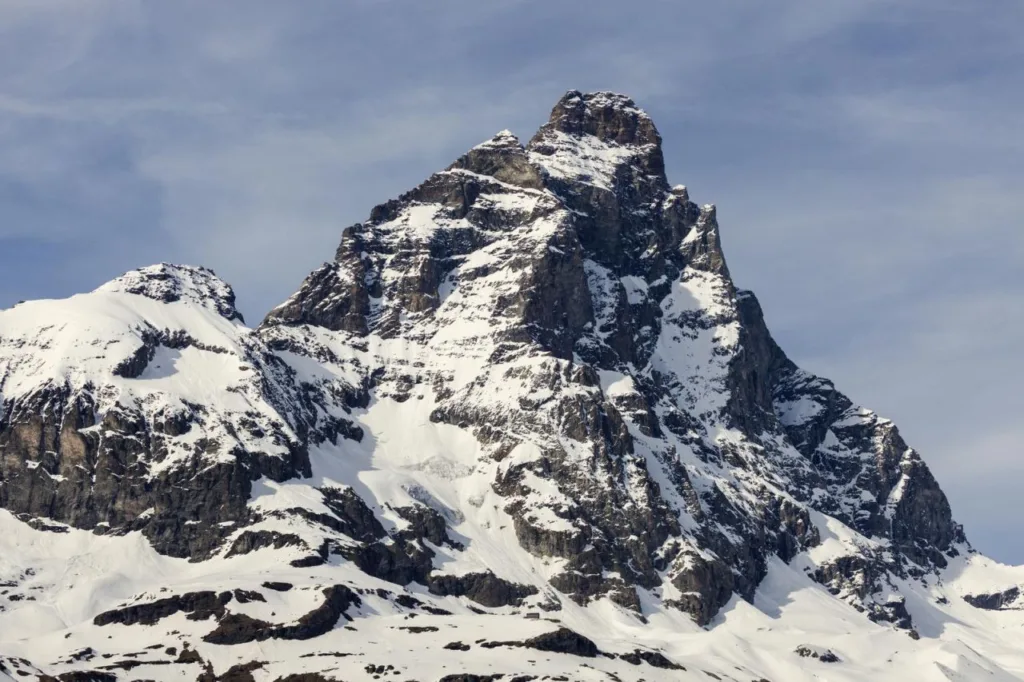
1 91 1021 682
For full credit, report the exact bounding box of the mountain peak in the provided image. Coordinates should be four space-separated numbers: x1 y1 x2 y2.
472 129 522 150
1 90 1014 682
538 90 661 148
95 263 244 322
447 128 545 190
527 90 668 202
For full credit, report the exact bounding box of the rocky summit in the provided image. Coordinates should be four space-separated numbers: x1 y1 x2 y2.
0 91 1021 682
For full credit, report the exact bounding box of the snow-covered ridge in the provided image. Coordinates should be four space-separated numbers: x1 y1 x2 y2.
0 265 247 401
0 264 315 557
96 263 244 322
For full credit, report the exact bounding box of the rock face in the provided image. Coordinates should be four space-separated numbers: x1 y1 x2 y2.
0 90 969 642
0 264 330 559
964 586 1022 611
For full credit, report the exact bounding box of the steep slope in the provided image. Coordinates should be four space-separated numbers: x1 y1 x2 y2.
0 264 349 558
0 92 1019 682
258 90 961 626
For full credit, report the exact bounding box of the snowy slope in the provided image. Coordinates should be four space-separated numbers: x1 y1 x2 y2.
0 92 1020 682
2 509 1023 682
0 264 294 469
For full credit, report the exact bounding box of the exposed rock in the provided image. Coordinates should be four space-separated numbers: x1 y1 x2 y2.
100 264 245 323
964 586 1021 610
273 675 341 682
398 626 438 633
667 553 735 627
202 585 360 645
618 650 685 670
201 613 274 646
93 591 233 627
39 672 117 682
227 531 306 557
232 589 265 604
426 572 537 608
522 628 599 658
198 661 265 682
319 486 387 543
261 582 293 592
795 646 840 663
97 659 172 671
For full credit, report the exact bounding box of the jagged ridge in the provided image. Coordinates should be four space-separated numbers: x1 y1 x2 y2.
0 91 1010 682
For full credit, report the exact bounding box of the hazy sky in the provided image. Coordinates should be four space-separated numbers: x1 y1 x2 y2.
0 1 1021 562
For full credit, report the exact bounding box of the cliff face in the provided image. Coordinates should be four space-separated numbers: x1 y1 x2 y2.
0 264 325 558
261 90 963 625
0 92 1000 682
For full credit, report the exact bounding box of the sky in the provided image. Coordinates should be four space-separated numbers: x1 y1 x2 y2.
0 1 1021 562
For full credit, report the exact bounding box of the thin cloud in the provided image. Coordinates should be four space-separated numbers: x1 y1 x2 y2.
0 95 230 123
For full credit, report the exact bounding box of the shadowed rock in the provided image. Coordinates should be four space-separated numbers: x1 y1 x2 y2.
523 628 599 658
93 591 233 627
965 586 1021 610
203 585 361 645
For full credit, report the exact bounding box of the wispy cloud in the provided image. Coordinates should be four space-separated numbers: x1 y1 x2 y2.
0 95 230 122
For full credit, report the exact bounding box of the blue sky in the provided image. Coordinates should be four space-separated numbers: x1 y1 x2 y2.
1 1 1021 562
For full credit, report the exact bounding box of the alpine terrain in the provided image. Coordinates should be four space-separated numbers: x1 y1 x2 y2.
1 91 1021 682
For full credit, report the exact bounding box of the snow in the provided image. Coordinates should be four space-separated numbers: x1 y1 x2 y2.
620 275 648 304
582 259 619 346
650 272 741 417
4 506 1024 682
132 345 248 408
473 129 520 150
0 273 296 475
775 395 826 425
528 130 641 191
3 103 1023 682
598 370 638 398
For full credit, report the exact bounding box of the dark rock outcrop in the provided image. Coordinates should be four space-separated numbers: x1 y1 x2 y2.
795 646 840 663
202 585 361 645
39 672 118 682
426 572 537 608
619 650 685 670
523 628 599 658
274 674 340 682
93 591 233 627
965 586 1021 610
198 661 265 682
261 582 293 592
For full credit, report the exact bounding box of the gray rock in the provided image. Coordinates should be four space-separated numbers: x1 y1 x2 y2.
964 586 1021 610
0 89 974 635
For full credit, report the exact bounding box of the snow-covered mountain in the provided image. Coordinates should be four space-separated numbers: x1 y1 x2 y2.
1 91 1021 682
